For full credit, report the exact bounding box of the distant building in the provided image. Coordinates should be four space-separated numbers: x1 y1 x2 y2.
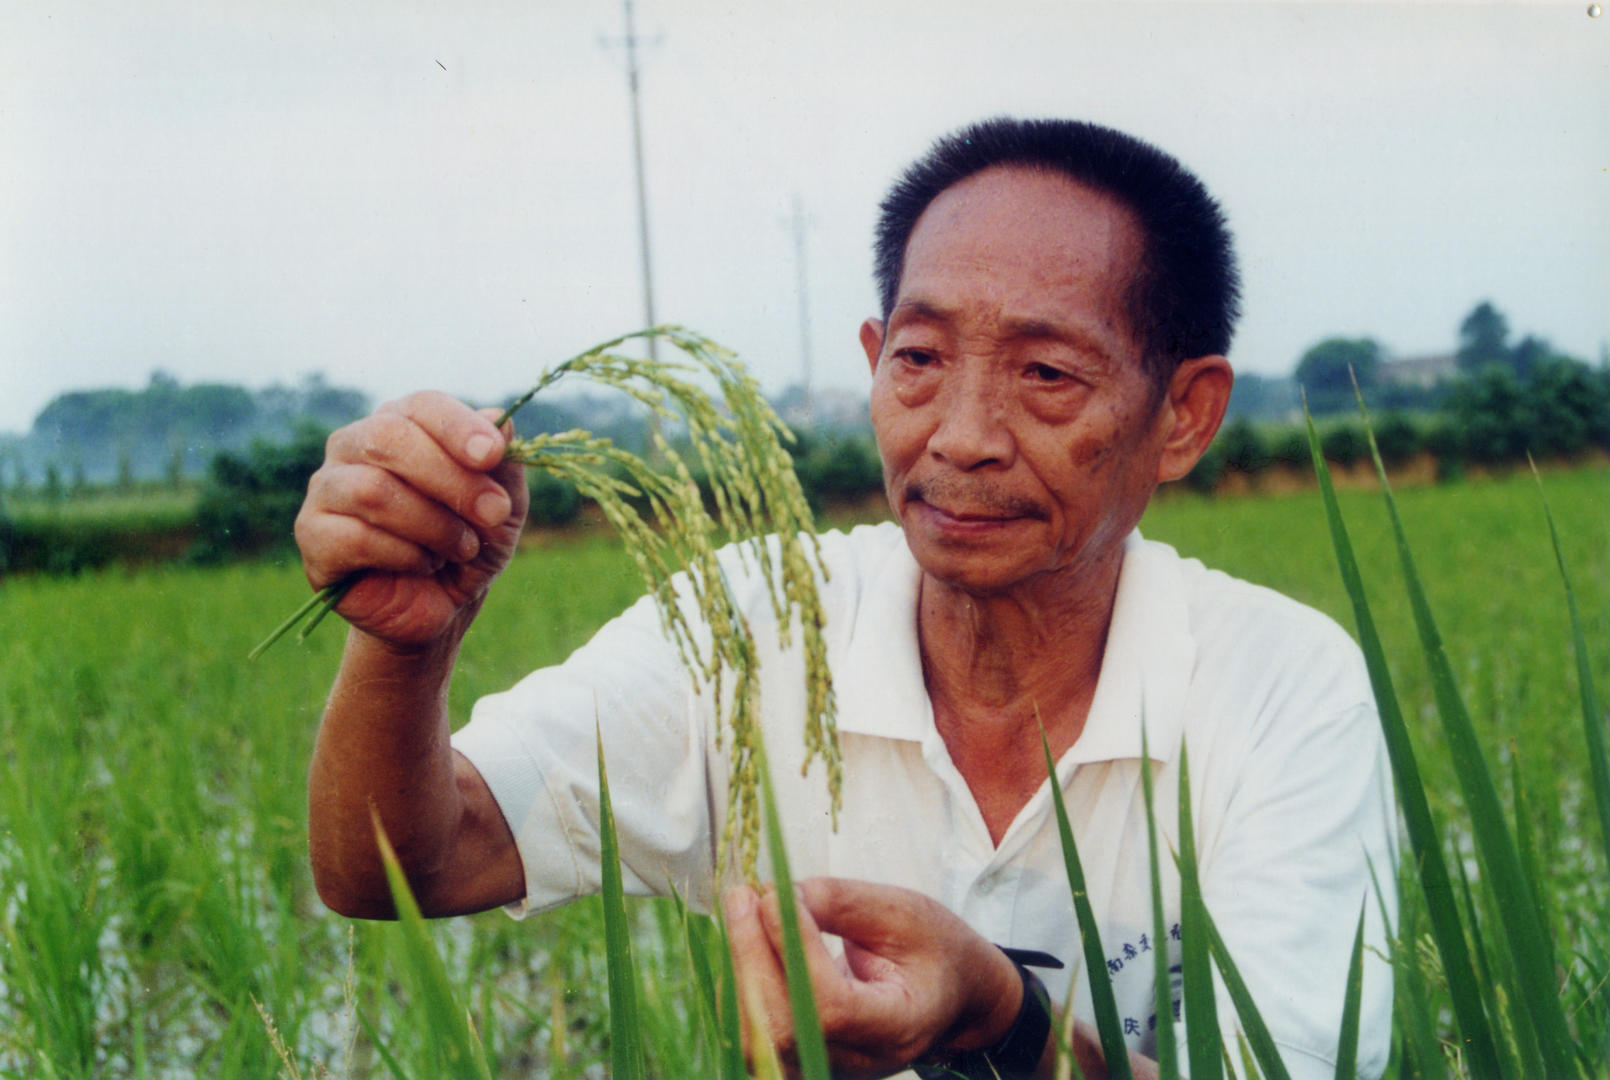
1379 353 1457 389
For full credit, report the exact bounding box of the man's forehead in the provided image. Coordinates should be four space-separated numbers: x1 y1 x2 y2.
891 166 1145 353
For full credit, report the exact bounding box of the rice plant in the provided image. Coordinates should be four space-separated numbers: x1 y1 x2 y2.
251 326 840 876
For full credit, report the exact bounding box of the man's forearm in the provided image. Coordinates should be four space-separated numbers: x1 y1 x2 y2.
308 625 465 918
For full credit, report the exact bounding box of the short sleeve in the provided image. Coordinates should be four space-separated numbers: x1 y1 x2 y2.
1181 615 1398 1079
451 592 722 917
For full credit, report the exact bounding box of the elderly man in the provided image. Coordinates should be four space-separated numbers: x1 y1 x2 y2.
299 117 1396 1078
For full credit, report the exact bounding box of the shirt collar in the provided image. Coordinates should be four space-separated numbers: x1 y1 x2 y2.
834 528 1195 765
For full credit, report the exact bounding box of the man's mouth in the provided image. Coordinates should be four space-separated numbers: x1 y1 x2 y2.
903 478 1049 523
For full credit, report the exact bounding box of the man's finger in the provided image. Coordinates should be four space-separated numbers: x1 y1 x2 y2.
796 876 932 954
756 884 852 1002
333 396 512 529
722 885 795 1060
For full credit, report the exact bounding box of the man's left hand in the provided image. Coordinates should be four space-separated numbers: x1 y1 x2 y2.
722 876 1025 1078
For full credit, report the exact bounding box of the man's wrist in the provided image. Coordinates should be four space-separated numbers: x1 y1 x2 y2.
915 947 1057 1080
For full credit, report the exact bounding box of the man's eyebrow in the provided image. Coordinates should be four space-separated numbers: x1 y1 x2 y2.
893 299 1118 360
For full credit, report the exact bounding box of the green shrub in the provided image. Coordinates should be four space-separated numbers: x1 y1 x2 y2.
1320 424 1365 467
191 425 327 563
1219 418 1270 473
790 433 884 507
528 471 584 527
1182 442 1225 494
1371 412 1422 466
1267 427 1310 468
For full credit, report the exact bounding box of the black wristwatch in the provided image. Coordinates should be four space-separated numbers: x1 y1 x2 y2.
914 946 1062 1080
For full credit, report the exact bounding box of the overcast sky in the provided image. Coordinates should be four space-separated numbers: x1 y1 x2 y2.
4 1 1606 434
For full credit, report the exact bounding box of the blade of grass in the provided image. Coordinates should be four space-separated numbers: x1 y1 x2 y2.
356 1007 414 1080
1452 855 1527 1080
1176 742 1222 1080
1193 891 1291 1080
1508 750 1555 974
1040 724 1134 1080
1391 880 1446 1080
1333 903 1368 1080
713 914 748 1080
1139 724 1179 1080
1348 393 1578 1077
755 732 832 1080
595 726 646 1080
370 812 494 1080
1302 401 1500 1077
1531 458 1610 875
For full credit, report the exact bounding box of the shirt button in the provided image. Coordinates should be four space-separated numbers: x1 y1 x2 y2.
976 872 998 895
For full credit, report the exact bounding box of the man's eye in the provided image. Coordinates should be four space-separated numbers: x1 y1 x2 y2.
897 349 936 367
1028 363 1068 383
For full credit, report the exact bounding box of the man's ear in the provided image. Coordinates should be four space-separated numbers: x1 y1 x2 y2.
1155 355 1233 484
859 318 885 375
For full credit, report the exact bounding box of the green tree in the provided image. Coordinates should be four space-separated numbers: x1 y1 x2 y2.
1295 338 1384 415
1447 365 1531 464
1456 301 1510 374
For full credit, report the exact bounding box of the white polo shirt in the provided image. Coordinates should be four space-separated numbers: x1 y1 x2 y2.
453 523 1397 1077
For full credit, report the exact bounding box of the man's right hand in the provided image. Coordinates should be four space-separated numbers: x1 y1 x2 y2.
295 392 530 648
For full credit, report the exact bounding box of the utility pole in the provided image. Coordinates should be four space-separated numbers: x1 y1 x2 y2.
786 192 814 428
618 0 659 367
602 0 662 450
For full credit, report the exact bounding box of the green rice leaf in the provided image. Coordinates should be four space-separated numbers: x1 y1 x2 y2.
1140 724 1179 1080
1195 894 1290 1080
1389 877 1446 1080
1176 742 1222 1080
355 1007 414 1080
1041 725 1133 1079
1531 459 1610 877
1302 400 1500 1077
1333 903 1367 1080
1508 750 1555 975
1349 393 1578 1077
755 733 832 1080
370 813 494 1080
596 726 646 1080
711 915 749 1080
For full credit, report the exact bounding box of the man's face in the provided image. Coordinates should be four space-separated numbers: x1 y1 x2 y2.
863 165 1171 596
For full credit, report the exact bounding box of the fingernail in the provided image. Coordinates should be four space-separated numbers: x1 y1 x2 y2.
457 527 480 560
475 491 507 526
466 433 495 462
723 888 754 920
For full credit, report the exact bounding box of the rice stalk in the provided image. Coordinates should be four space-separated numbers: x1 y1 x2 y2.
253 325 839 878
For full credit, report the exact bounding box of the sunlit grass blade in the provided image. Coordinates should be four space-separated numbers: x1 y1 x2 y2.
1333 903 1367 1080
1041 724 1133 1079
370 812 494 1080
1303 400 1500 1076
595 726 646 1080
755 732 831 1080
1139 724 1179 1080
1348 393 1578 1077
1176 742 1222 1080
1531 458 1610 874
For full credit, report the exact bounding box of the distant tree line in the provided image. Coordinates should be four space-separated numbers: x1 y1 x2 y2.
1193 301 1610 491
0 370 370 491
3 301 1604 575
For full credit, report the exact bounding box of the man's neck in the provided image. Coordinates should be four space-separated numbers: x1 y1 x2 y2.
918 551 1123 761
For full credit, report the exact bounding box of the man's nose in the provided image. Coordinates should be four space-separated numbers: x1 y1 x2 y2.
926 370 1015 471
